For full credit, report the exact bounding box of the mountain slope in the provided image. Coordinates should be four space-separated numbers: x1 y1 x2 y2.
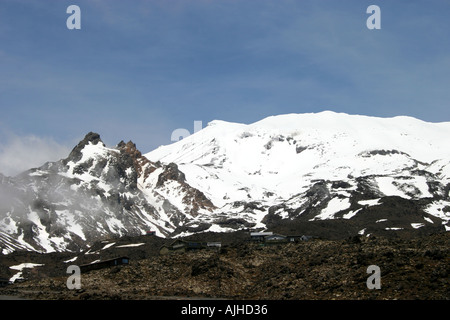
145 111 450 235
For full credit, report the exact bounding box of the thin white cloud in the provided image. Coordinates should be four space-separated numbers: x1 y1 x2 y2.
0 133 70 177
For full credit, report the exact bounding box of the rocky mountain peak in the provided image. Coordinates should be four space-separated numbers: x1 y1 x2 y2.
65 132 104 164
156 163 186 187
118 140 141 158
117 140 158 182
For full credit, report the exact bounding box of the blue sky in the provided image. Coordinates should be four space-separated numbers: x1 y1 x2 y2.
1 0 450 175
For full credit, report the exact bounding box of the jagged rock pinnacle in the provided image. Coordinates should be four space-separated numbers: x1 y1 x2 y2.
82 132 102 145
65 132 104 164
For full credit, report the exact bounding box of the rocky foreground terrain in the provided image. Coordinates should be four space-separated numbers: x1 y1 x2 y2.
0 231 448 300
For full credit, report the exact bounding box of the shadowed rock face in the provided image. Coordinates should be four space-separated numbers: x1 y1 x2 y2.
65 132 103 164
156 163 186 187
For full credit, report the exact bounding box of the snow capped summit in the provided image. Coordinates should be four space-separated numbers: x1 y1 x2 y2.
145 111 450 204
148 111 450 165
145 111 450 235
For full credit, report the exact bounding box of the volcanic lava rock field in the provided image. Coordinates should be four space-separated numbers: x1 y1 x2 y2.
1 232 448 300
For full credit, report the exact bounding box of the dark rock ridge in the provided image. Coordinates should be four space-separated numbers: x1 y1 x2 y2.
65 132 103 164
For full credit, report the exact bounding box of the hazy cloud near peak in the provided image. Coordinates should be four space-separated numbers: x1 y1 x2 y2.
0 133 71 177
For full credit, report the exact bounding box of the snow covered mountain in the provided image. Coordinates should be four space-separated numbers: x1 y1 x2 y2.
145 111 450 236
0 132 214 254
1 111 449 254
